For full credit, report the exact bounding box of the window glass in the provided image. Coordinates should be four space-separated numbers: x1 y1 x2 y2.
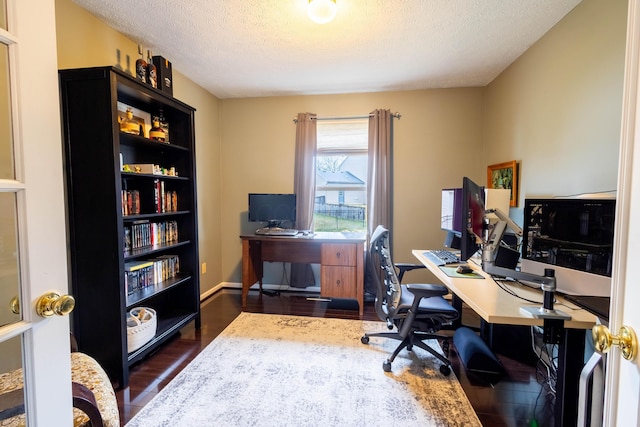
0 0 6 30
0 192 21 327
0 42 14 179
315 119 368 232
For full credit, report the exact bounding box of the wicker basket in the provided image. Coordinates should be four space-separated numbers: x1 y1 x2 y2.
127 307 157 353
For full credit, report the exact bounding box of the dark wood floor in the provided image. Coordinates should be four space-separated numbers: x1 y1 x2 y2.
116 288 555 426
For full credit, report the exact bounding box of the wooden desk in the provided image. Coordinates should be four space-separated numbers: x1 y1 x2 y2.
413 250 597 427
240 233 366 315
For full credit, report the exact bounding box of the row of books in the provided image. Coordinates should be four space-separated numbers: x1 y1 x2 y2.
125 255 180 295
122 190 141 216
121 186 179 216
124 220 179 252
154 179 179 213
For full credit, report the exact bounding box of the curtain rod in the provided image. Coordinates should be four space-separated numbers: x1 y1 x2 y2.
292 112 401 123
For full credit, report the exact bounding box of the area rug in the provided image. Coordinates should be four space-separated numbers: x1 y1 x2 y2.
126 312 481 427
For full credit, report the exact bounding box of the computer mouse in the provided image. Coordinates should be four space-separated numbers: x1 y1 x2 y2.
456 265 473 274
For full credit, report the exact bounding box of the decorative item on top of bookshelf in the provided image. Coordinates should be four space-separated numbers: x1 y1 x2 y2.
146 50 157 89
152 56 173 95
135 45 147 84
487 160 519 207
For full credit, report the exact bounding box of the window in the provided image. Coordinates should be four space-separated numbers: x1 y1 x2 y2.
314 119 368 232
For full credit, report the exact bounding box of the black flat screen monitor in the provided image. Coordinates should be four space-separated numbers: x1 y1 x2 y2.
460 177 485 261
522 198 615 277
248 193 296 227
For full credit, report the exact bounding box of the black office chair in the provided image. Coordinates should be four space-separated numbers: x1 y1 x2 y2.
361 225 459 375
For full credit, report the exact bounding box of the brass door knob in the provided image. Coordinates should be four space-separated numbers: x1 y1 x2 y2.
36 292 75 317
592 324 638 361
10 296 20 315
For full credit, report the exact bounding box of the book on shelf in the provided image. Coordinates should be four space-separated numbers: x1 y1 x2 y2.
125 255 180 295
124 260 154 272
153 179 178 213
122 190 140 216
124 220 179 252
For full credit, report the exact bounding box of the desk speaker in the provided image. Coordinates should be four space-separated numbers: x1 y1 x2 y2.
495 244 519 269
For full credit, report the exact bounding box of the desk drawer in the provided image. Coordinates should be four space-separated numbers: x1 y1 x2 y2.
321 266 356 298
321 243 357 266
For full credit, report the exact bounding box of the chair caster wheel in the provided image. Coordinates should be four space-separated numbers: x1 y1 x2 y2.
439 365 451 376
361 335 369 344
383 360 392 372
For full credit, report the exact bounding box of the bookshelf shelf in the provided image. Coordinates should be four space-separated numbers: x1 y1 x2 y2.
123 240 191 260
59 66 200 388
126 273 192 308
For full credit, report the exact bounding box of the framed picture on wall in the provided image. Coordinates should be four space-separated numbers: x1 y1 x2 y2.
487 160 519 207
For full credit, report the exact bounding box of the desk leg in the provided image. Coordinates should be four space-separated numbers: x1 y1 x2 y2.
451 294 463 329
556 328 586 427
241 240 262 310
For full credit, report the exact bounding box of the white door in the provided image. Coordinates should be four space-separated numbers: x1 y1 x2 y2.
603 0 640 425
0 0 73 425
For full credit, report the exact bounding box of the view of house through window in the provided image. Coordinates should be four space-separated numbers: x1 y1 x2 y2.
314 119 368 232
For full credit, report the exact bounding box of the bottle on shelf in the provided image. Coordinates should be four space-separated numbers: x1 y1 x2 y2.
135 45 147 84
147 50 157 89
120 107 141 135
158 109 169 142
149 116 166 142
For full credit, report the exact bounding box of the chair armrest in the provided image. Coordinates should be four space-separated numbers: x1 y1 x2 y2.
72 382 104 427
406 283 449 298
394 263 426 283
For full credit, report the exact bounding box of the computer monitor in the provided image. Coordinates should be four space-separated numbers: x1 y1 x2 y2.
248 193 296 228
460 177 485 261
521 197 615 296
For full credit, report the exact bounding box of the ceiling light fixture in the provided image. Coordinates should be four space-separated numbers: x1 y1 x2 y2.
307 0 337 25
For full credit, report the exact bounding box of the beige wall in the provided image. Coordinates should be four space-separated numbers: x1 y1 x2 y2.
55 0 628 291
55 0 222 294
485 0 627 223
220 89 485 283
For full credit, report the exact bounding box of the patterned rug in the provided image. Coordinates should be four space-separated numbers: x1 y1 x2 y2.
126 312 481 427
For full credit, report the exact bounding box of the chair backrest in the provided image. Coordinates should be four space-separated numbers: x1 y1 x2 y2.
369 225 402 322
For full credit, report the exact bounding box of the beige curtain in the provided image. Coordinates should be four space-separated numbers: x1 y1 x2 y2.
367 109 392 235
291 112 317 287
366 109 392 295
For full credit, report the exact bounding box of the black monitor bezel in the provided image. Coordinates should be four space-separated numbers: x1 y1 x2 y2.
248 193 297 225
460 177 485 261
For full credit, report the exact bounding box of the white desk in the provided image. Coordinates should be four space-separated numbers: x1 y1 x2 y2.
413 251 597 328
413 250 598 427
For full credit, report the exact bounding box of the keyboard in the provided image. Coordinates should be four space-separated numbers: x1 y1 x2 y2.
423 249 460 266
255 227 299 236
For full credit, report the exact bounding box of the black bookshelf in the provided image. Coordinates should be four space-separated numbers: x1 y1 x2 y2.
59 66 200 388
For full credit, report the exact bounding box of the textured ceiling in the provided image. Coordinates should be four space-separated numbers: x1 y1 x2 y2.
73 0 582 99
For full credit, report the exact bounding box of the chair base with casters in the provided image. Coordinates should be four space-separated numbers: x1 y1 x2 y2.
361 225 459 376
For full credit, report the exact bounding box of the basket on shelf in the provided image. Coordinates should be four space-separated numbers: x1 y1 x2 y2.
127 307 157 353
